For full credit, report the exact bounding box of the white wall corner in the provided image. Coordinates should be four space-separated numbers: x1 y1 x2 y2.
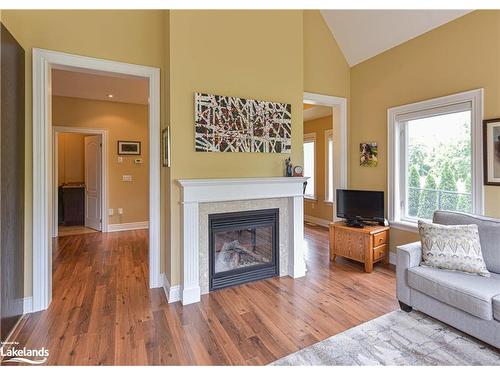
162 274 180 303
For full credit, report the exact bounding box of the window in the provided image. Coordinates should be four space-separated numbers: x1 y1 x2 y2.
325 130 334 202
388 90 483 231
303 133 316 199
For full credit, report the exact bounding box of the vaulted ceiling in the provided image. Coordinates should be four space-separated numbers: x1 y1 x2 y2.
320 10 473 66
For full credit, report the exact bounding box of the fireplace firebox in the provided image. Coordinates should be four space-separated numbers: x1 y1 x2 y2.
209 208 279 290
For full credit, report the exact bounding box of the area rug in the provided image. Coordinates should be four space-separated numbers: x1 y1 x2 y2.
272 310 500 365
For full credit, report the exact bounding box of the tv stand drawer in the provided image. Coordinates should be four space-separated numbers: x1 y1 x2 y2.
373 244 387 260
373 231 387 247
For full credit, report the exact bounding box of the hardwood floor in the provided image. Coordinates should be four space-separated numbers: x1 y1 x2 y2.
8 224 398 365
58 225 99 237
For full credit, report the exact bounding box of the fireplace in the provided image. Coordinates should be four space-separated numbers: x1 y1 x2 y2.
209 208 279 290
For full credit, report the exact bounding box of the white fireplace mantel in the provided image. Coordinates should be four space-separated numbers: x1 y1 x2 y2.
176 177 308 305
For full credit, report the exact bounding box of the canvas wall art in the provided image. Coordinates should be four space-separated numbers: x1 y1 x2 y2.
483 118 500 185
194 92 292 153
360 142 378 167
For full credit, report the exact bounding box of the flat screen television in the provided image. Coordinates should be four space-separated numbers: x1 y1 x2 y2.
336 189 384 224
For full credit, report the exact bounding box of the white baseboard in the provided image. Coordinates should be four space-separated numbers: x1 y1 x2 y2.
389 251 396 266
23 297 33 314
107 221 149 232
304 215 331 228
162 274 180 303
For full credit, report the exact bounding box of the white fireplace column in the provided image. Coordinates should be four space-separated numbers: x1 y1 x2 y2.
177 177 308 305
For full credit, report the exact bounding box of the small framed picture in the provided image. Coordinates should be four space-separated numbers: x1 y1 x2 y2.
483 118 500 185
117 141 141 155
162 127 170 167
360 142 378 167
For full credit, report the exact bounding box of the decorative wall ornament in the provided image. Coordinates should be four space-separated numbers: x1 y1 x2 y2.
117 140 141 155
360 142 378 167
195 92 292 153
483 118 500 185
162 127 170 167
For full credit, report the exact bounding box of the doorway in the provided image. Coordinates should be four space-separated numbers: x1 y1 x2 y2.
32 49 161 312
302 93 348 226
53 127 107 238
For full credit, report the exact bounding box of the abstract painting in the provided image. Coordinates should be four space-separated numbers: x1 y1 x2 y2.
195 93 292 153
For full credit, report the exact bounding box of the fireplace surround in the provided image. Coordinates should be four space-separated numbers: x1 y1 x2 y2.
209 208 279 290
176 177 308 305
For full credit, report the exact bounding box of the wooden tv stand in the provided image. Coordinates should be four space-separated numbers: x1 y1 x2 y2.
329 221 390 273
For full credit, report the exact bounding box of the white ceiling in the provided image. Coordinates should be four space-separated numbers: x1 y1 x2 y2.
304 105 332 122
52 68 149 105
320 10 473 66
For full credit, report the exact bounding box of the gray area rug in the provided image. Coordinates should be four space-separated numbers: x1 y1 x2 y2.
272 310 500 365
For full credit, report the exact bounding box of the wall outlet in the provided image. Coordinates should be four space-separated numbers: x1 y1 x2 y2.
108 208 114 216
122 175 132 182
134 158 143 164
117 208 123 215
311 203 316 209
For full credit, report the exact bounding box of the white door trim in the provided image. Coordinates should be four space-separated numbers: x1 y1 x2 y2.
303 92 348 221
52 127 108 237
32 48 162 312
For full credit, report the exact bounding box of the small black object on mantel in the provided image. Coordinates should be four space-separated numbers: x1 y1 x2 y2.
284 157 293 177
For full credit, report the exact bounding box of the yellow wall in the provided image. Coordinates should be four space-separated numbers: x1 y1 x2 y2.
53 96 149 224
57 133 85 185
304 115 334 221
303 10 350 98
167 10 304 285
1 9 352 293
1 10 166 296
350 10 500 252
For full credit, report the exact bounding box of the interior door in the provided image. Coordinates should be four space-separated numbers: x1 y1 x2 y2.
84 135 102 231
1 23 25 341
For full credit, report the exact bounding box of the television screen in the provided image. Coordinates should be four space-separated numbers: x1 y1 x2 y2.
336 189 384 221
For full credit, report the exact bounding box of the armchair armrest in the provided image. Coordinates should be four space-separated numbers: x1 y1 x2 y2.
396 241 422 306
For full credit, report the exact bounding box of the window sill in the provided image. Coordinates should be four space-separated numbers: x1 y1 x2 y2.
304 196 317 202
389 220 419 233
323 200 334 205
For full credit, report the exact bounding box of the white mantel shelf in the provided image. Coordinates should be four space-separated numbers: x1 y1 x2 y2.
177 177 308 203
176 176 308 305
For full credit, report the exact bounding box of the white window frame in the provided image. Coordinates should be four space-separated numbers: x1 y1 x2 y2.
388 89 484 233
324 129 334 204
303 132 316 200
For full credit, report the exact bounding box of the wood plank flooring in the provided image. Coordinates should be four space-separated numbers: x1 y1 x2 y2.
8 224 398 365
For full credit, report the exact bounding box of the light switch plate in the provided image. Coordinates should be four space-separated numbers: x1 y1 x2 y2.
117 157 123 163
122 175 132 182
108 208 114 216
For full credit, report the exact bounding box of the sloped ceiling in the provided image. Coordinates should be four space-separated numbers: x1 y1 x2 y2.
320 10 473 66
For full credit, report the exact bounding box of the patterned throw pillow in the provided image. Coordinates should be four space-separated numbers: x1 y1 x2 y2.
418 221 490 277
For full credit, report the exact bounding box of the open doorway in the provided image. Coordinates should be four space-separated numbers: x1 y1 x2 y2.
302 93 348 227
32 49 161 312
53 128 106 237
